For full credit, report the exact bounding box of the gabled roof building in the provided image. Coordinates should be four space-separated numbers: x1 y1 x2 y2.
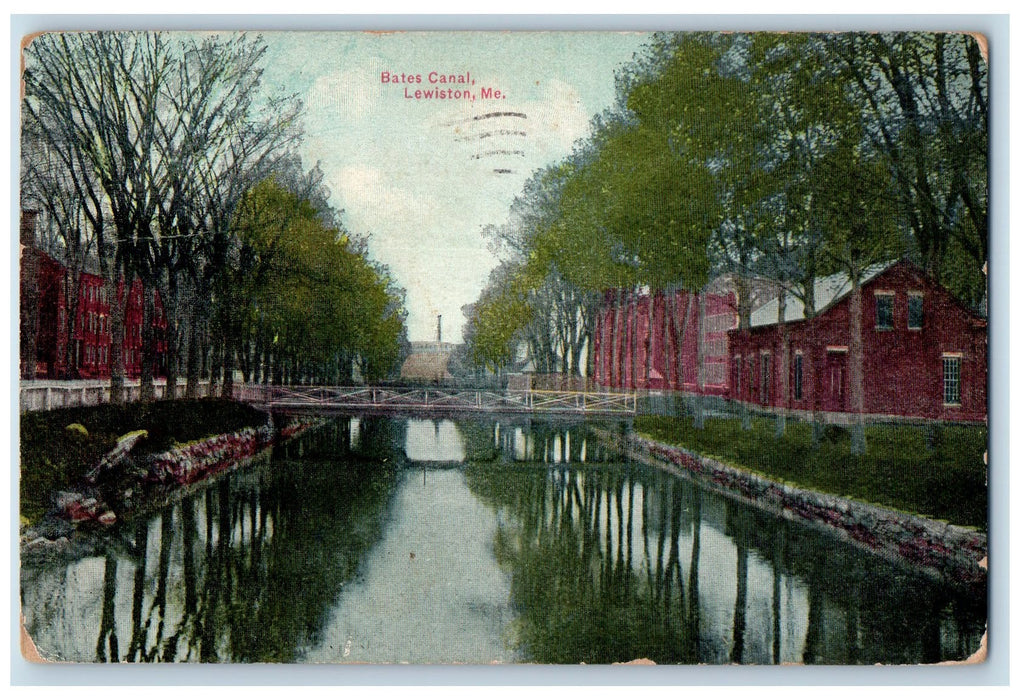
728 261 987 423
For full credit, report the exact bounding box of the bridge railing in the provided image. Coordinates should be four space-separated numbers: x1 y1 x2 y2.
237 384 636 415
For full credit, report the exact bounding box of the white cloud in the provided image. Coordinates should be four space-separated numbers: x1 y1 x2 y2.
331 165 438 237
306 68 381 123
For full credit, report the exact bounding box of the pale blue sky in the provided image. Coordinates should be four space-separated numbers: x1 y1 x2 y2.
259 31 650 343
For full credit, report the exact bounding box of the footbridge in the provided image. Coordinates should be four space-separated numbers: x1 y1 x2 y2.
235 384 636 417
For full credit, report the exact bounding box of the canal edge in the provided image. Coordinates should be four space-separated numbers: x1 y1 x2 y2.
19 414 331 564
592 427 988 592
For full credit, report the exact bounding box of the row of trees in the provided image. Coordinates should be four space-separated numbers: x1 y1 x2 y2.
21 31 407 400
465 32 987 450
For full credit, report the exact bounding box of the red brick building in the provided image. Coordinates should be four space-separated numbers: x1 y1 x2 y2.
20 213 167 380
727 261 987 423
591 278 738 394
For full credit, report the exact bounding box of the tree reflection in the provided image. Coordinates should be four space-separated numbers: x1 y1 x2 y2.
466 441 986 665
85 417 402 662
466 459 699 664
19 417 986 665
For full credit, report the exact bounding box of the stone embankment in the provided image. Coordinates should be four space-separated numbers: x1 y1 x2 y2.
596 428 987 589
21 415 326 562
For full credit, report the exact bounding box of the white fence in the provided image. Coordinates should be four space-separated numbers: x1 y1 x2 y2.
20 380 212 412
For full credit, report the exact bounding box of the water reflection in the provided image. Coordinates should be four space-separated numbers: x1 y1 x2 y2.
22 418 404 662
302 468 515 663
404 419 466 462
463 432 986 664
21 417 985 664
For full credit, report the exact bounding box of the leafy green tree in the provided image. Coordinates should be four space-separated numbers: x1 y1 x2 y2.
815 139 905 454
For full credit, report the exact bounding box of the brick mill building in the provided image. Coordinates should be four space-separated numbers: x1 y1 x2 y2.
591 276 742 394
20 211 168 380
591 260 986 424
727 261 987 423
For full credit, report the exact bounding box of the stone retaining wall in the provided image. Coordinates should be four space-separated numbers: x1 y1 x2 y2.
144 422 274 485
22 415 329 563
596 427 987 589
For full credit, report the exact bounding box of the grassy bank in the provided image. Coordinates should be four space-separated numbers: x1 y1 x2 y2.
20 398 270 525
632 415 987 530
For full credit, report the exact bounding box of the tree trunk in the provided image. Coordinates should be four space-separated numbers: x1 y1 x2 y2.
693 293 706 430
221 333 236 399
629 288 639 389
736 275 752 331
139 283 156 402
185 311 203 398
613 290 625 388
106 276 127 405
849 278 866 454
644 291 655 387
662 292 673 392
668 292 695 417
209 336 223 396
161 276 180 401
776 288 788 438
264 347 274 385
62 269 82 380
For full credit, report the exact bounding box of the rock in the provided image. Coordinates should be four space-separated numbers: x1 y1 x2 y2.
23 537 48 552
65 423 88 437
23 535 70 556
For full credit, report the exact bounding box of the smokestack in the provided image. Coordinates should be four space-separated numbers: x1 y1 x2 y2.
437 314 442 344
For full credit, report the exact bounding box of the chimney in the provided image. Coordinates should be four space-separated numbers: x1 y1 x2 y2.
437 314 442 344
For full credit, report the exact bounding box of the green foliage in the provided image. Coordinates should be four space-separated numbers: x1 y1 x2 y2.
464 263 533 373
225 178 408 382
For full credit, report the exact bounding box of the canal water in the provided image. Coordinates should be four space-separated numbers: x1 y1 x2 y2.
20 416 986 664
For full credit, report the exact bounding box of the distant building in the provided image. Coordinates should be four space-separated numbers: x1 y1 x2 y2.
728 261 987 423
399 341 457 382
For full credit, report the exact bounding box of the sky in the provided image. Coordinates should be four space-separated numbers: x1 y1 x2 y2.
258 32 650 343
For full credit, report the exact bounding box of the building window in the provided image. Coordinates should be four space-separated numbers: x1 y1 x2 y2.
908 293 923 330
875 293 894 329
943 355 961 405
760 353 771 404
793 353 803 401
734 356 741 397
